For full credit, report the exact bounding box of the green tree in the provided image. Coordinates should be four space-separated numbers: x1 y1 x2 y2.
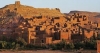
11 42 16 49
0 41 8 49
84 40 96 50
65 43 75 50
16 37 27 47
74 42 84 49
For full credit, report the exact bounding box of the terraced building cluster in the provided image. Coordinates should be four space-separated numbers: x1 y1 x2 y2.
0 1 100 45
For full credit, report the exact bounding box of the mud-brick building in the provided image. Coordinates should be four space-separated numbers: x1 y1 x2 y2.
0 1 100 45
97 40 100 53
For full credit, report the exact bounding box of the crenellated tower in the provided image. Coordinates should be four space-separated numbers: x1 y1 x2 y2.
15 0 20 7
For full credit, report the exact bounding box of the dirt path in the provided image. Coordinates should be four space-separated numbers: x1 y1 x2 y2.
0 50 96 53
0 50 67 53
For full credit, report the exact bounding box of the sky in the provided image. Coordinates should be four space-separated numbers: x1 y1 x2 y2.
0 0 100 13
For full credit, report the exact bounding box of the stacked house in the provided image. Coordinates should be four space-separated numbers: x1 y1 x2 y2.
0 1 100 45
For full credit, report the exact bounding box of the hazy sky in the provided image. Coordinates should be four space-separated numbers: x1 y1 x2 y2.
0 0 100 13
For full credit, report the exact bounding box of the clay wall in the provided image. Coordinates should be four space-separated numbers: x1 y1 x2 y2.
46 37 52 44
60 31 71 40
84 30 94 38
97 40 100 53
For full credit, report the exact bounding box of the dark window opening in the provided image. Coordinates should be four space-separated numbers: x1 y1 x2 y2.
66 29 68 32
56 23 60 27
41 40 44 43
73 18 75 20
53 32 60 40
64 23 67 27
14 8 17 11
77 18 80 22
79 15 82 18
36 16 42 19
54 17 60 19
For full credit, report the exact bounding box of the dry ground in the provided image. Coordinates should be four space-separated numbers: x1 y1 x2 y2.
0 50 96 53
0 50 67 53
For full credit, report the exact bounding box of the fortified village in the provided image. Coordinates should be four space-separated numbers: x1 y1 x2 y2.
0 1 100 45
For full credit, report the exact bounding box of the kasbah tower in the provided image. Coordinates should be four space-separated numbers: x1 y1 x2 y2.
0 0 100 46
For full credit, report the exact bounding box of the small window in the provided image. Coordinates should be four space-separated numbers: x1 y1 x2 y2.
54 17 60 19
66 29 68 32
41 40 44 43
14 8 17 11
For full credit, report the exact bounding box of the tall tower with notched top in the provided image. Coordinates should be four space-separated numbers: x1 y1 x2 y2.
15 0 20 7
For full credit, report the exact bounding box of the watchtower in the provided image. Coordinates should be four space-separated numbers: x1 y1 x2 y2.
15 0 20 7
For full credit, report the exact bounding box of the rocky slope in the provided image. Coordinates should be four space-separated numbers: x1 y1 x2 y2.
0 1 64 19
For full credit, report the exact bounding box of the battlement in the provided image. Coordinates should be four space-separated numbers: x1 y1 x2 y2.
15 1 20 7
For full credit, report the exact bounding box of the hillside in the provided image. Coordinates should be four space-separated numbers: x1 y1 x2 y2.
0 1 64 19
